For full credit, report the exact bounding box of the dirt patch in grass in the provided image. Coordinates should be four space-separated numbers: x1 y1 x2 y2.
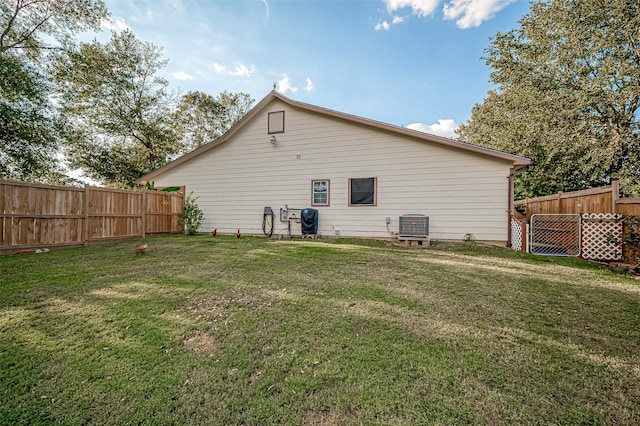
301 406 358 425
183 295 228 320
181 289 274 320
182 330 217 354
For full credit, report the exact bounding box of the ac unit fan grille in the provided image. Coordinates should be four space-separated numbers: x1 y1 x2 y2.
398 214 429 238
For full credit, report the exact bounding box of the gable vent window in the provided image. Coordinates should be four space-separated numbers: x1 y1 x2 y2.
268 111 285 134
349 177 377 206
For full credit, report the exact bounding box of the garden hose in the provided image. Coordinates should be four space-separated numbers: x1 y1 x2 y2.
262 210 275 237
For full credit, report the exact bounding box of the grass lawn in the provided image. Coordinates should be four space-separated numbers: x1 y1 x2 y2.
1 235 639 425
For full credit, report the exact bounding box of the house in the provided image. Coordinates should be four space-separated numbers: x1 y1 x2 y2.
137 91 531 244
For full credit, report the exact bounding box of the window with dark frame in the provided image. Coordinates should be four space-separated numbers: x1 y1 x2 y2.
349 177 377 206
311 180 330 206
268 111 285 134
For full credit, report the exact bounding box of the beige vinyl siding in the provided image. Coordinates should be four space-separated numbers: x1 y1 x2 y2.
152 99 512 241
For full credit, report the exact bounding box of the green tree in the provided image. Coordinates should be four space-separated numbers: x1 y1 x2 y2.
458 0 640 197
0 0 108 184
1 0 108 55
0 53 62 182
54 29 179 188
173 90 254 155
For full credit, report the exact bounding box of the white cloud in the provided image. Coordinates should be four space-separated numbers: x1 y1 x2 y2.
375 21 391 31
262 0 270 18
305 77 314 91
212 62 226 73
100 17 131 31
172 71 193 80
407 119 458 138
277 74 299 94
384 0 441 17
230 63 255 77
379 0 512 29
375 14 405 30
443 0 515 29
212 62 255 77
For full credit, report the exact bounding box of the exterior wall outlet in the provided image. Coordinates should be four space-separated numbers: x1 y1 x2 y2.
385 216 392 224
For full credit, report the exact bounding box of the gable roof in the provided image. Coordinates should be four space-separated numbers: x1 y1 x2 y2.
136 91 531 184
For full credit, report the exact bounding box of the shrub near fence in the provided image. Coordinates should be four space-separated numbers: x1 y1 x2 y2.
0 180 184 254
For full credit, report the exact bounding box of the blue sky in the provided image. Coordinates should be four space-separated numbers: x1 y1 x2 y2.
100 0 531 138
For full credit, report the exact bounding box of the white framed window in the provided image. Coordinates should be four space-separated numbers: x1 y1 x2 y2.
349 177 377 206
311 179 330 206
268 111 285 134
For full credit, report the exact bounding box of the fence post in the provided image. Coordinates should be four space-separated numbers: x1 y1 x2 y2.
83 185 90 246
612 180 619 214
141 190 146 239
557 191 563 213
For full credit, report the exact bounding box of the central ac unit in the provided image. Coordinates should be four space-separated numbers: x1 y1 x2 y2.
398 214 429 238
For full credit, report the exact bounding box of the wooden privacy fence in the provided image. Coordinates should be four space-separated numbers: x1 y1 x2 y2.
0 180 184 254
514 180 640 218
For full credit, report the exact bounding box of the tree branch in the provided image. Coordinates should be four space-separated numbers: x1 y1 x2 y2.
0 0 54 52
0 0 24 50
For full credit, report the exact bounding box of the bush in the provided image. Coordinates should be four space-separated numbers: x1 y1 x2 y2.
622 215 640 264
179 192 204 235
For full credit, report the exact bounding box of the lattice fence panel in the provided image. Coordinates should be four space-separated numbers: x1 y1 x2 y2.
511 218 523 251
530 214 581 256
581 213 623 261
